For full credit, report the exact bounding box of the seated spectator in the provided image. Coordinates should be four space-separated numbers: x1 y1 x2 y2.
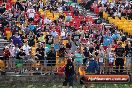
38 33 45 43
44 17 52 24
27 6 36 18
121 10 127 17
114 10 121 17
28 23 36 31
65 13 72 22
50 27 58 37
127 10 132 20
80 18 86 26
73 9 79 16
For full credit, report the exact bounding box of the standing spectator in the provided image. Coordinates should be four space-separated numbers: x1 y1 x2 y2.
125 42 132 74
108 51 115 74
73 47 84 73
16 49 26 73
36 43 45 66
46 46 56 70
23 41 31 55
58 44 66 63
10 32 23 48
25 50 35 75
3 46 10 69
115 42 125 73
27 31 35 47
98 45 105 74
86 54 98 73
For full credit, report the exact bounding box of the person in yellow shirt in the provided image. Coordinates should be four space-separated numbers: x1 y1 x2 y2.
38 33 45 43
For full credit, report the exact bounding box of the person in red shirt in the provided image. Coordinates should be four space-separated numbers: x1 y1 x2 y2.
4 25 10 37
3 46 11 69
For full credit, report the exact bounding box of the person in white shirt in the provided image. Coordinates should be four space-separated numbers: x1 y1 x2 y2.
108 51 115 74
114 10 121 17
58 6 63 13
27 7 36 18
61 28 66 39
23 41 31 55
98 45 104 74
44 17 52 24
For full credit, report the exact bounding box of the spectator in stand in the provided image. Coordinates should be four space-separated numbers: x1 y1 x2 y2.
23 41 31 55
25 50 35 74
114 10 121 17
46 46 56 72
73 8 79 16
3 46 10 69
125 42 132 74
36 43 45 66
73 47 84 73
50 27 58 37
27 6 36 18
10 32 23 48
27 31 35 47
16 48 26 73
28 23 36 32
58 43 66 63
98 45 105 74
38 33 45 43
65 13 72 22
108 51 115 74
115 42 125 73
8 42 16 69
86 54 98 73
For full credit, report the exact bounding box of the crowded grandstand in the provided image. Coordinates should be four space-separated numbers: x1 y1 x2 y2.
0 0 132 86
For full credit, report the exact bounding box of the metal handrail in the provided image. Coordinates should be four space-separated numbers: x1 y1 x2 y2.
0 56 132 75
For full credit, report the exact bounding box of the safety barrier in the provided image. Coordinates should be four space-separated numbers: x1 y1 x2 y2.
0 56 132 76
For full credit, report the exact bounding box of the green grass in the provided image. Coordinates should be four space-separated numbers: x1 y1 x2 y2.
0 83 132 88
